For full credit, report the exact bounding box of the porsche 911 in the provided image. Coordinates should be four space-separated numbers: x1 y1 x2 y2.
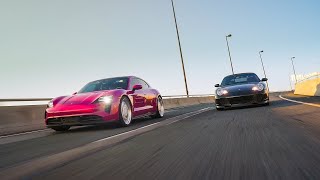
215 73 269 110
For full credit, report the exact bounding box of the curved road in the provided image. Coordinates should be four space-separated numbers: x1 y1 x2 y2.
0 94 320 180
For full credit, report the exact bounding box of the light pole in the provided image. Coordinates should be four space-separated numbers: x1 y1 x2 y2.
259 50 269 91
259 50 267 78
170 0 189 97
225 34 235 74
291 57 297 84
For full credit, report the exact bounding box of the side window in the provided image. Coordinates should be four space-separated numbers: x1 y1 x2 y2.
142 80 150 89
129 78 139 90
138 79 150 89
130 78 150 90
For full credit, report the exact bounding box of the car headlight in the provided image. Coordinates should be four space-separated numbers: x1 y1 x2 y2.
98 96 113 104
252 83 264 91
216 88 228 96
47 100 54 108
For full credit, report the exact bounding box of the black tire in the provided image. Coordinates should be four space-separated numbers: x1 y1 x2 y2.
152 96 165 118
264 102 270 106
118 97 133 127
216 107 224 111
51 126 70 132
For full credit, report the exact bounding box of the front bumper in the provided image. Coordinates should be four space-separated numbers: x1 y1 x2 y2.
215 93 269 108
45 104 118 127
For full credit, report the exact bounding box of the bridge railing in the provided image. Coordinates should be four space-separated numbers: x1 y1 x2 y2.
0 94 216 107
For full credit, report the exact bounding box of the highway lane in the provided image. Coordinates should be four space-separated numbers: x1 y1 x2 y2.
1 94 320 180
281 92 320 105
0 104 212 169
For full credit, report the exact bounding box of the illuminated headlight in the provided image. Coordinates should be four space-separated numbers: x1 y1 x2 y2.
98 96 113 104
47 100 54 108
217 88 228 96
252 83 264 91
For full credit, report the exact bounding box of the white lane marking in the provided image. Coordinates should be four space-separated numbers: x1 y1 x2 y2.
0 107 212 179
279 95 320 108
94 107 211 143
94 121 162 143
0 129 50 139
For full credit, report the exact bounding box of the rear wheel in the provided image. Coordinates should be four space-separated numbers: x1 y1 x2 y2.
119 97 133 127
51 126 70 132
152 96 164 118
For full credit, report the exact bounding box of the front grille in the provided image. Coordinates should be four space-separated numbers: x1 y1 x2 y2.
216 94 268 106
230 90 253 96
47 115 104 126
229 96 254 104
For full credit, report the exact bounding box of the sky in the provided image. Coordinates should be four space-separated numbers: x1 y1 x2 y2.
0 0 319 98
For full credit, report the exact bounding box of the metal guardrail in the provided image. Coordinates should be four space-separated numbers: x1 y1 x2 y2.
0 95 215 102
0 91 291 107
0 98 52 102
162 94 215 99
0 94 215 107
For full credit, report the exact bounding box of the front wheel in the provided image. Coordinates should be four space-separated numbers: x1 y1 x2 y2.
51 125 70 132
119 97 133 127
152 97 164 118
216 107 224 111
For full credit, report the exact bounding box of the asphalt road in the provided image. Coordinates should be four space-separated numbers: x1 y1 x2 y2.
282 92 320 105
1 94 320 180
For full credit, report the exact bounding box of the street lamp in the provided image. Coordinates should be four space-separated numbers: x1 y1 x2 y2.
291 57 297 84
259 50 269 90
259 50 267 78
225 34 235 74
170 0 189 97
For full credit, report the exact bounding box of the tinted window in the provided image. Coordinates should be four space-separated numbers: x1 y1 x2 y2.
140 79 149 89
78 77 129 93
139 79 150 89
129 78 139 90
221 73 260 86
130 78 150 89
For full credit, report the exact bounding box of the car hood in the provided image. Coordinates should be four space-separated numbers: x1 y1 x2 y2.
220 83 259 96
57 91 113 106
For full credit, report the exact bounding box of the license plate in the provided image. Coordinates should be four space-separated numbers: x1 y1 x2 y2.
61 117 79 124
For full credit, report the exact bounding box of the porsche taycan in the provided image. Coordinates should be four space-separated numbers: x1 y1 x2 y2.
45 76 164 131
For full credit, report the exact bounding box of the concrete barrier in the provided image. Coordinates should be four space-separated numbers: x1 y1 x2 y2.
163 96 215 109
294 77 320 97
0 97 215 136
0 105 47 136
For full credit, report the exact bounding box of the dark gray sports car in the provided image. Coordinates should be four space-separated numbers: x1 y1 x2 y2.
215 73 269 110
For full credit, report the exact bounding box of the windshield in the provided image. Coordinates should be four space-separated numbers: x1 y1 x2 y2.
78 77 129 93
221 73 260 86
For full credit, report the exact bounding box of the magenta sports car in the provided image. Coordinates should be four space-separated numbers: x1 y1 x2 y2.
45 76 164 131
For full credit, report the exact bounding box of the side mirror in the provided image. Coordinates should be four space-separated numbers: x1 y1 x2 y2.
215 84 220 87
72 92 77 95
132 84 142 91
261 78 268 82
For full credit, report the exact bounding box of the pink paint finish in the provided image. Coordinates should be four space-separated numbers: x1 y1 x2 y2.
45 76 162 127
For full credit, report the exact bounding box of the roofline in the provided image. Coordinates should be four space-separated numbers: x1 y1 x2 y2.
87 76 143 83
226 72 257 76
